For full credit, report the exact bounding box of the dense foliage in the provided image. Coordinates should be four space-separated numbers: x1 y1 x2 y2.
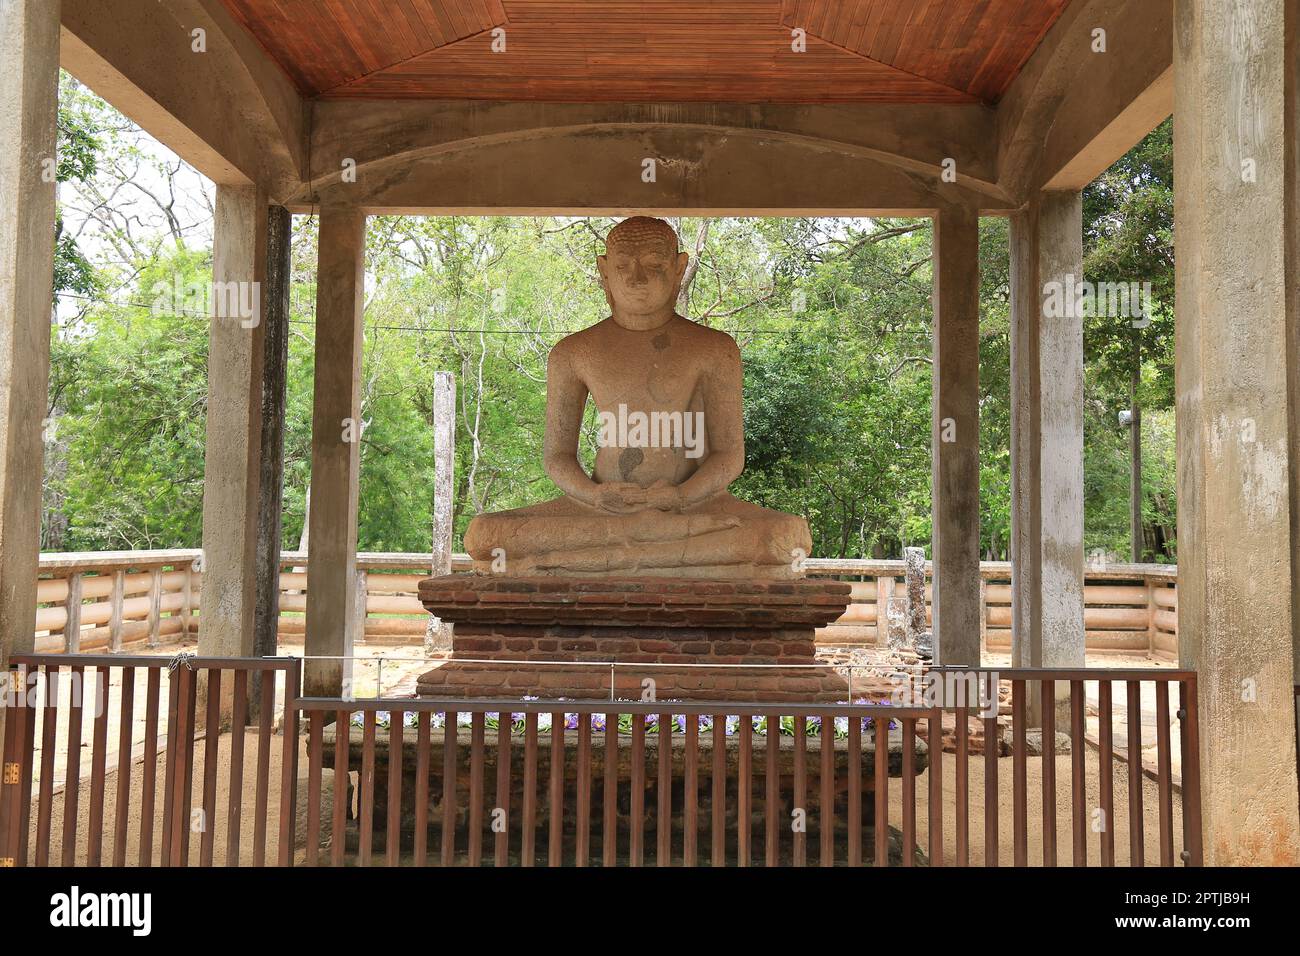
43 80 1177 563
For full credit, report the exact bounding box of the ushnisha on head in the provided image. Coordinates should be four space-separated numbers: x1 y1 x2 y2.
597 217 690 327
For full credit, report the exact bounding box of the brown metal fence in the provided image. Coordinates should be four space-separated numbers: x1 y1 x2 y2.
1 655 1201 867
0 654 299 867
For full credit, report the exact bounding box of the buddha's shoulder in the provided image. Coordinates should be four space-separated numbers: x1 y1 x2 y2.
673 316 740 355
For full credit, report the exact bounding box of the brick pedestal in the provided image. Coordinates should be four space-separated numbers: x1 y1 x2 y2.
416 575 857 702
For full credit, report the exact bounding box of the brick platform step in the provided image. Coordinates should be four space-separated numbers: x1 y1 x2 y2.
416 660 861 703
419 574 852 629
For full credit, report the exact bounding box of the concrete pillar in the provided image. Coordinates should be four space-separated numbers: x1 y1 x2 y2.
0 0 60 696
304 208 366 699
198 186 268 659
1009 193 1086 684
424 370 455 656
251 205 291 716
1174 0 1299 865
930 204 981 666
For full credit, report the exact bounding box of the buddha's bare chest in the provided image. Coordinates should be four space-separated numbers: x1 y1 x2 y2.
582 341 704 411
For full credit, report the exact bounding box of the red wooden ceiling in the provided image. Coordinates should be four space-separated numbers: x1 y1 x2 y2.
220 0 1071 104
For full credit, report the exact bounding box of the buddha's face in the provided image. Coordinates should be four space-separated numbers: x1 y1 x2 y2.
598 229 688 323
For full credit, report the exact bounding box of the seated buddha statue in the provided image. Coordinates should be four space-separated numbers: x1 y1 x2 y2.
464 216 811 579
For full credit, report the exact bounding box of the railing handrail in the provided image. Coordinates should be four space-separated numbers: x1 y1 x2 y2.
36 549 1180 579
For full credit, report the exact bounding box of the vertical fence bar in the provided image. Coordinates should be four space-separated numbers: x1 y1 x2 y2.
278 664 300 868
61 665 86 866
179 663 199 866
1040 679 1055 867
1155 681 1173 867
36 666 60 867
901 716 915 867
575 711 590 867
496 711 512 867
955 705 968 867
442 710 459 867
1098 680 1115 866
522 712 537 867
1012 680 1027 866
466 711 485 867
1127 680 1144 866
766 713 779 867
226 670 248 866
631 713 645 868
306 713 323 866
683 713 697 867
847 713 861 867
712 712 725 867
86 666 110 866
737 713 751 867
252 672 274 866
331 710 349 868
1070 680 1086 866
112 666 135 867
16 677 35 865
413 712 430 867
166 665 194 867
548 711 562 868
1179 677 1203 866
984 706 998 867
139 668 161 867
359 711 376 866
656 711 671 867
199 669 222 867
604 712 618 867
795 715 808 868
389 709 405 867
0 691 17 864
928 709 943 867
820 712 834 867
873 715 888 867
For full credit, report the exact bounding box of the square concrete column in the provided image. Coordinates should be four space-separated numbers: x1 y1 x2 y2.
1009 192 1086 685
1174 0 1299 865
198 186 268 659
931 204 982 666
304 208 366 699
0 0 60 686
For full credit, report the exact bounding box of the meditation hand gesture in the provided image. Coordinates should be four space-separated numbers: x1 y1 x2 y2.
595 482 647 514
643 480 685 513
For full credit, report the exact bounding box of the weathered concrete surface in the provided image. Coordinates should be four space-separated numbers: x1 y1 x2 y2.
1174 0 1300 866
1037 193 1086 675
59 0 304 198
199 186 267 659
424 370 455 655
930 206 981 666
298 99 1001 207
304 209 366 699
292 125 1000 217
0 0 61 686
998 0 1173 201
1009 194 1086 687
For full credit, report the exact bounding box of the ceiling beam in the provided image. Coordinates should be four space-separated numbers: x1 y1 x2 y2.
289 98 1005 211
287 123 997 217
60 0 306 201
997 0 1172 202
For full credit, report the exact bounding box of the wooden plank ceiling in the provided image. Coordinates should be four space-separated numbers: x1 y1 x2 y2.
220 0 1071 104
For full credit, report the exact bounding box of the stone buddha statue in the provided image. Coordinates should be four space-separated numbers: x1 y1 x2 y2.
464 216 811 579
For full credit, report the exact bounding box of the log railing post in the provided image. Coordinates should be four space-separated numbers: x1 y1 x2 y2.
147 567 162 647
353 569 369 647
108 570 125 652
875 575 893 648
63 573 83 654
